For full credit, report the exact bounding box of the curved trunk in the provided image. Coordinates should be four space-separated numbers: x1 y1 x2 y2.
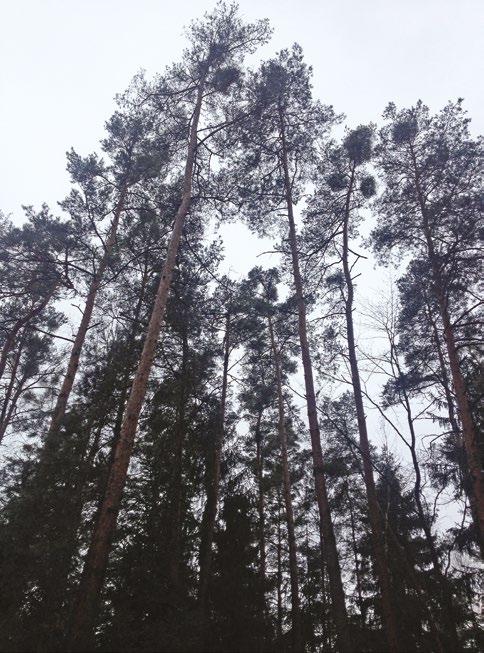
67 78 206 652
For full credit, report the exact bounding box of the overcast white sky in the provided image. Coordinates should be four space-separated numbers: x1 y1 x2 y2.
1 1 482 522
1 0 482 222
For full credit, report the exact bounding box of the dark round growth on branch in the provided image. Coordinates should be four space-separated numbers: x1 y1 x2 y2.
392 118 418 144
211 66 241 93
326 172 347 191
360 174 376 198
344 125 374 165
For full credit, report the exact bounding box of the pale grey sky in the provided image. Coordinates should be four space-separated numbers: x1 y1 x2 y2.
1 0 482 222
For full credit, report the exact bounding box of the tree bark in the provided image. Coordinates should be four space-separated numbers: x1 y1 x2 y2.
67 78 206 651
276 493 283 650
341 163 400 653
255 410 267 601
167 328 189 590
318 519 332 651
278 106 351 653
344 482 365 626
254 409 268 653
410 143 484 556
40 219 149 647
268 314 302 652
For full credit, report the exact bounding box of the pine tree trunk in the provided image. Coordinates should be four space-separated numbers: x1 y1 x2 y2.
410 144 484 556
278 106 351 653
255 411 267 653
345 482 365 626
167 328 189 590
341 164 400 653
276 494 283 649
318 520 332 651
268 314 302 652
44 187 127 445
67 79 206 652
198 311 231 631
255 410 267 602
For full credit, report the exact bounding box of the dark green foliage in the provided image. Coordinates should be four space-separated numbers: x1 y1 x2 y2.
210 493 271 652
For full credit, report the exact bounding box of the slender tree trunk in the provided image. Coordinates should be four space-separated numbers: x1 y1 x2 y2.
318 519 331 652
276 493 284 650
345 483 365 626
278 106 351 653
268 314 302 652
167 329 189 589
67 79 206 652
50 422 106 649
410 144 484 555
255 410 267 653
341 164 400 653
44 188 127 445
255 410 267 601
199 311 231 628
